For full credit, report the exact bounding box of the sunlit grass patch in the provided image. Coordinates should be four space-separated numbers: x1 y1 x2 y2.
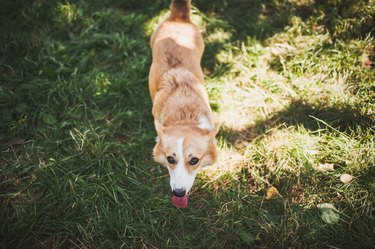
246 127 317 173
205 28 231 44
93 72 111 96
201 125 320 198
143 9 170 36
55 2 80 24
1 0 374 248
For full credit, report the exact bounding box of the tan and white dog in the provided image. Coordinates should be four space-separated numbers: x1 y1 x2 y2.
149 0 218 208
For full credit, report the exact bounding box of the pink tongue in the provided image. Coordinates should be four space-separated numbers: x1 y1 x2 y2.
171 195 188 208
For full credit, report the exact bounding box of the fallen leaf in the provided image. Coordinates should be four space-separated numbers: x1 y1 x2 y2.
308 149 319 155
362 53 373 68
237 229 254 245
265 186 279 200
6 138 25 146
316 163 335 172
317 203 338 211
340 173 353 183
41 113 57 125
321 209 340 224
270 43 295 56
317 203 340 224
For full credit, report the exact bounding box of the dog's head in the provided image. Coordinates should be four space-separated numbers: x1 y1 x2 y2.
153 121 218 198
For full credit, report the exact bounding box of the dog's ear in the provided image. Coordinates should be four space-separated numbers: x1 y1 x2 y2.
208 124 220 138
201 142 218 168
154 120 166 137
153 140 165 164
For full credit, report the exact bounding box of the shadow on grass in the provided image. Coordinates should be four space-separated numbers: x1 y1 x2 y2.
0 0 158 139
220 99 374 147
1 1 374 248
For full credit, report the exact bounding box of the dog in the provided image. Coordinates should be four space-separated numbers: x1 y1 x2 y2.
149 0 218 208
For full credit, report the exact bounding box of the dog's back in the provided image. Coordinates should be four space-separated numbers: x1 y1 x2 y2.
149 0 218 208
148 0 205 103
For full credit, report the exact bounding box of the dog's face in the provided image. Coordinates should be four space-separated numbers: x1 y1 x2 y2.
153 122 218 195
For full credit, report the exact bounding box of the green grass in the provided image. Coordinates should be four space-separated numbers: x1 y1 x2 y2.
1 0 374 248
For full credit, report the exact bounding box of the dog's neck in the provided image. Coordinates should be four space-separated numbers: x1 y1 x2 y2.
153 68 214 130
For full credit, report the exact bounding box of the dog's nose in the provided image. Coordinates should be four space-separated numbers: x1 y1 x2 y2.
172 188 186 197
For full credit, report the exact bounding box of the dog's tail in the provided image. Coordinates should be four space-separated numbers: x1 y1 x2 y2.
170 0 191 21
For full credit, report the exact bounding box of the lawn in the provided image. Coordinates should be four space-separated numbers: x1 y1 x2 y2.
1 0 374 248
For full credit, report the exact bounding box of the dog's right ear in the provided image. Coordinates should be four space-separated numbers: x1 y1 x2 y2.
154 120 166 137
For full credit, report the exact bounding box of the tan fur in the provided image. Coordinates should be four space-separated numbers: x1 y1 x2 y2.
153 125 218 174
149 0 218 193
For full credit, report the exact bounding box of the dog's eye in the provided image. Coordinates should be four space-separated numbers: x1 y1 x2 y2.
189 157 199 165
167 156 176 164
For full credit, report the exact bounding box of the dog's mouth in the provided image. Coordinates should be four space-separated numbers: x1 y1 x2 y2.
171 194 188 208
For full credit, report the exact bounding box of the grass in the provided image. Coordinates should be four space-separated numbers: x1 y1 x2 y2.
1 0 374 248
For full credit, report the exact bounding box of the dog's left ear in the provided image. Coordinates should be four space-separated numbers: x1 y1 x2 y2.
154 120 166 137
208 125 220 138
